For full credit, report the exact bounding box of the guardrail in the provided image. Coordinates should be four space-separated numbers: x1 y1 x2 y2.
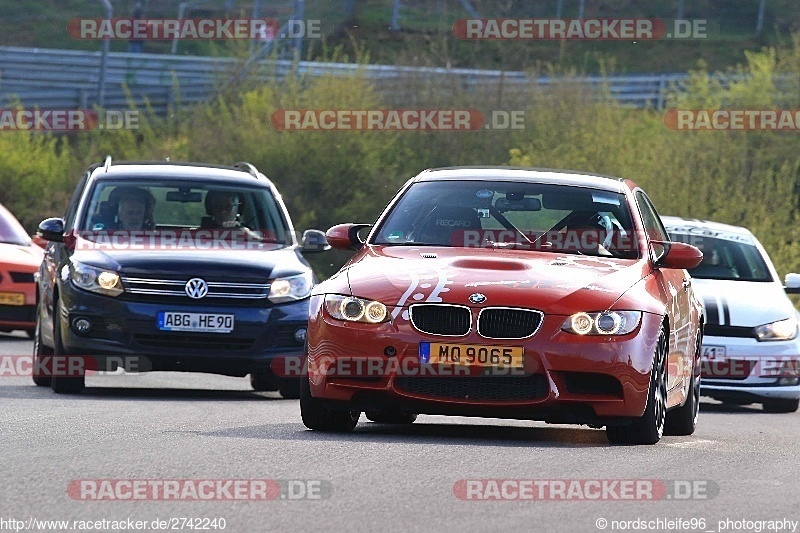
0 45 690 115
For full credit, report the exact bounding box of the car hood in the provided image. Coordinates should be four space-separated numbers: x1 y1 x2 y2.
343 246 646 316
0 243 44 271
72 245 306 282
691 278 797 326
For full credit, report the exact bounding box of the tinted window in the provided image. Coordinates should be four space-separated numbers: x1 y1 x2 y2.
78 180 291 244
668 234 772 282
373 180 638 258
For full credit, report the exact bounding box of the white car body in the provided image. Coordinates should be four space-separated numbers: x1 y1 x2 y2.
663 216 800 412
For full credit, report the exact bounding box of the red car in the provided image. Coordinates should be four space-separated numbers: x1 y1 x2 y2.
301 168 704 444
0 202 44 337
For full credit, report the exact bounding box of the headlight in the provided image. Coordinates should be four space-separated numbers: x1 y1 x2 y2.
324 294 388 324
755 317 798 341
268 272 313 303
70 260 123 297
561 311 642 336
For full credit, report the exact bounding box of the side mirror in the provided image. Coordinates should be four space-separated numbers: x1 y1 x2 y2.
300 229 330 253
654 241 703 270
37 218 65 243
325 223 372 251
784 273 800 294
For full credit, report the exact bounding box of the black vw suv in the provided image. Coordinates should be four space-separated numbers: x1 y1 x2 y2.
34 157 327 395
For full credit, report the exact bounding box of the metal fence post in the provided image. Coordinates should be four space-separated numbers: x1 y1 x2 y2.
98 0 112 108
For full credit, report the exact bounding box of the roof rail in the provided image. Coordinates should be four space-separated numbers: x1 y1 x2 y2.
103 155 112 172
232 162 260 178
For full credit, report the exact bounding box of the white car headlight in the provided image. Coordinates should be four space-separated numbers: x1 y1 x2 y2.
324 294 388 324
755 317 798 341
561 311 642 336
268 272 313 303
70 260 123 297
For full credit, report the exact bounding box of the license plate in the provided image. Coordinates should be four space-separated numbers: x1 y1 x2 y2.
419 342 524 368
157 312 234 333
0 292 25 306
702 345 727 360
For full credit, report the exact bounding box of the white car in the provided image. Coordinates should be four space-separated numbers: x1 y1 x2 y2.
663 217 800 413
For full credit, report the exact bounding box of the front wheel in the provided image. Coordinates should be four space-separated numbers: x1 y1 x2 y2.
664 330 701 436
49 299 85 394
300 375 359 432
606 327 667 445
32 318 52 387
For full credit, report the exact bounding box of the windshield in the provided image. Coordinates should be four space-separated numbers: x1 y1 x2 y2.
373 180 638 259
0 203 32 246
77 180 292 245
667 233 772 282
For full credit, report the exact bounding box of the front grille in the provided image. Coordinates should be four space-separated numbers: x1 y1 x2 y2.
700 360 756 380
410 304 471 336
0 305 35 322
135 333 255 351
9 272 35 283
562 372 624 397
478 308 543 339
704 324 756 339
394 374 548 401
121 276 270 300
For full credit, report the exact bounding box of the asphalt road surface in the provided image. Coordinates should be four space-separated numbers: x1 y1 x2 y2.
1 331 798 533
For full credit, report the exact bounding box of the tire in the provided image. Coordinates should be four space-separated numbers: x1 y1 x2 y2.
49 298 85 394
32 318 52 387
762 398 800 413
249 370 280 392
606 327 668 445
278 378 302 399
664 330 701 436
300 375 359 432
366 409 417 424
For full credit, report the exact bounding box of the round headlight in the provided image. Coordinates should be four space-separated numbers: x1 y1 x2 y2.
341 298 365 320
364 301 387 323
571 312 594 335
596 312 623 335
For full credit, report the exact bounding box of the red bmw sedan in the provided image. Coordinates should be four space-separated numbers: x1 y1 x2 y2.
301 168 704 444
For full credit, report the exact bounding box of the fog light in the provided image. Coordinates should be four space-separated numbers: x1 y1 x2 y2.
72 317 92 335
777 377 800 386
294 328 307 344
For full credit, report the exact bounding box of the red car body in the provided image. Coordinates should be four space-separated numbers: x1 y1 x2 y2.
302 168 704 444
0 202 44 335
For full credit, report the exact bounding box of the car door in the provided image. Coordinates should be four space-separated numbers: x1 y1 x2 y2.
635 191 693 399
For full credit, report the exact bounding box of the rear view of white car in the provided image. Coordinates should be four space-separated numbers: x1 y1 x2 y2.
663 216 800 413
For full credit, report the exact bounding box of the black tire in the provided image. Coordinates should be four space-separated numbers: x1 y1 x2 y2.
32 318 52 387
664 330 701 436
365 409 417 424
249 370 280 392
26 329 35 339
50 299 85 394
606 327 668 445
300 375 359 432
278 378 302 399
762 398 800 413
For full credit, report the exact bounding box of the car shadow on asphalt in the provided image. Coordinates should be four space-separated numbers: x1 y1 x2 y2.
0 385 285 401
699 400 763 414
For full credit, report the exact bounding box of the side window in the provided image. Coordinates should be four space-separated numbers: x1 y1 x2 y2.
635 191 669 262
63 173 89 230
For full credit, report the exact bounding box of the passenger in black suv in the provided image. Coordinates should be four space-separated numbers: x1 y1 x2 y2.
34 157 328 395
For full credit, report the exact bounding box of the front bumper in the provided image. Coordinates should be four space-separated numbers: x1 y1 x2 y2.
58 282 308 376
700 334 800 401
306 300 665 424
